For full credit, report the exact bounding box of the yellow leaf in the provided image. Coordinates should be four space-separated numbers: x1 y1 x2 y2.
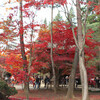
6 8 11 11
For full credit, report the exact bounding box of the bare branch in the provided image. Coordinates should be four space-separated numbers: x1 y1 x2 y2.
71 0 76 6
63 3 79 49
83 4 90 47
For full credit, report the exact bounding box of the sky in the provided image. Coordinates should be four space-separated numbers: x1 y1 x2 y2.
0 0 74 24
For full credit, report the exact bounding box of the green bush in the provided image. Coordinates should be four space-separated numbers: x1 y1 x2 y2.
0 79 17 99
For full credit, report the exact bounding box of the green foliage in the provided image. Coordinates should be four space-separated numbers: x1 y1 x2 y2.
87 0 99 4
54 11 63 21
0 80 17 97
48 11 64 29
87 14 100 42
44 18 47 25
86 9 100 70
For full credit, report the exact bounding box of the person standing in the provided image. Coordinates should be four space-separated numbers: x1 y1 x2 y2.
34 76 39 89
99 77 100 88
44 76 50 89
65 76 69 85
61 77 65 87
38 76 41 89
95 77 99 88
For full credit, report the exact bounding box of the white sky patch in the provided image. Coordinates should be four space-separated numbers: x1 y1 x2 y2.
0 0 76 49
0 0 19 21
0 0 74 23
34 7 65 24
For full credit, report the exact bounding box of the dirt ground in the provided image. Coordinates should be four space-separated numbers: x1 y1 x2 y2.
9 88 100 100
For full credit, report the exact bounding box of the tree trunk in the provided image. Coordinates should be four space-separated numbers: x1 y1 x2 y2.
19 0 29 100
66 47 79 100
55 67 60 89
76 0 89 100
79 51 89 100
50 3 57 93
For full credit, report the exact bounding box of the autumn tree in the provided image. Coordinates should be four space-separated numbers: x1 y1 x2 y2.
16 0 42 99
0 0 42 100
63 5 79 100
36 19 98 94
61 0 99 100
63 0 94 100
43 0 66 93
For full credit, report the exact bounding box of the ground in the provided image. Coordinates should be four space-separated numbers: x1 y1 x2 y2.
9 87 100 100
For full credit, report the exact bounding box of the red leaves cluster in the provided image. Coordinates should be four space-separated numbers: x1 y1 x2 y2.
43 0 66 5
7 67 27 83
87 1 93 6
79 1 87 5
24 0 42 9
3 0 99 81
94 4 100 15
3 17 99 81
36 21 76 75
37 21 99 76
86 1 100 15
0 34 6 38
87 66 96 80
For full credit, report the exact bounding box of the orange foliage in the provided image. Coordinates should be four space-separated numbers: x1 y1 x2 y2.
94 4 100 14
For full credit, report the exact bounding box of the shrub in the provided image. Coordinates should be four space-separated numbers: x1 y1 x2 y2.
0 79 17 100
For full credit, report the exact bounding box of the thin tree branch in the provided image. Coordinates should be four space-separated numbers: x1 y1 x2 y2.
63 3 79 49
83 4 90 48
